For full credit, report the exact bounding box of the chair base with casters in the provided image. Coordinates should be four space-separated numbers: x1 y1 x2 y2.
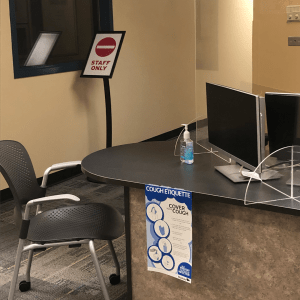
0 140 124 300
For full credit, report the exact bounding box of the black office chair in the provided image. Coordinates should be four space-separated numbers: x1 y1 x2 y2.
0 140 124 300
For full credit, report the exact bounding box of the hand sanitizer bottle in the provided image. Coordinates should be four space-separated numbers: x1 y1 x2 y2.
180 124 194 164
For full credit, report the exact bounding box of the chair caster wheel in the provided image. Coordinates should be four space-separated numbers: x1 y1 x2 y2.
19 280 31 292
109 274 120 285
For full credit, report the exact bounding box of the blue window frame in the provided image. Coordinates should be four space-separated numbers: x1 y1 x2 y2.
9 0 113 79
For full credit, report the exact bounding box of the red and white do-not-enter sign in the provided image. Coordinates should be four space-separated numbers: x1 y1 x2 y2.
81 32 125 78
95 37 116 57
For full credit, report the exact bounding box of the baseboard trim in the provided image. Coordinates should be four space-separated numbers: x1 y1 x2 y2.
0 120 207 204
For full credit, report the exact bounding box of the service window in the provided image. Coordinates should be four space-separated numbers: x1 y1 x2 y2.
10 0 101 78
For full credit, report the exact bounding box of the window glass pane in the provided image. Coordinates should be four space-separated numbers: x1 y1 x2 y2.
14 0 99 66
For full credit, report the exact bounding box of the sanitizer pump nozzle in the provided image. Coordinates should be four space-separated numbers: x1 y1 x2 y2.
182 124 190 141
180 124 194 164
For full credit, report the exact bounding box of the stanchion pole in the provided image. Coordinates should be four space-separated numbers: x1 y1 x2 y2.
103 77 112 148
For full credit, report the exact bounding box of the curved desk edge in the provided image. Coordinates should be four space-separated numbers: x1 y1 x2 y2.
82 166 144 189
81 165 300 217
81 141 300 216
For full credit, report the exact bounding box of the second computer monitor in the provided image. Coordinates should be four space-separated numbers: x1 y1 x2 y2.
206 83 265 173
265 92 300 156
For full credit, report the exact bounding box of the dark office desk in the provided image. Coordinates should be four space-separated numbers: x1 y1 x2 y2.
82 141 300 300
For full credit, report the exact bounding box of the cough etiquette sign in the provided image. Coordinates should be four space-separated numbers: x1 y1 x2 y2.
145 184 193 283
81 31 125 78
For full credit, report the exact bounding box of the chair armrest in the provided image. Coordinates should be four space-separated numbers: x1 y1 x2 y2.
41 161 81 188
24 194 80 220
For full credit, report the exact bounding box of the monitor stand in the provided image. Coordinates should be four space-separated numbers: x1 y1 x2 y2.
215 165 250 183
286 170 300 186
215 165 282 183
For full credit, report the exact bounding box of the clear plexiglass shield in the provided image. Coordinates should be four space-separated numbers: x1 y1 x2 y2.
244 146 300 209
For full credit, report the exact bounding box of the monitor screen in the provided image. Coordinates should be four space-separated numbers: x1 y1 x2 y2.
206 83 262 171
265 92 300 155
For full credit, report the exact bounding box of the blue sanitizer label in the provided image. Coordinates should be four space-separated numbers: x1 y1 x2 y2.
145 184 192 283
185 146 194 160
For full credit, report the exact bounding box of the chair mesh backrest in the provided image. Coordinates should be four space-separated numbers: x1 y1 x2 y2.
0 140 45 205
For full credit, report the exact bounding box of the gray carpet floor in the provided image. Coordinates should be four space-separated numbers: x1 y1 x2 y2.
0 127 206 300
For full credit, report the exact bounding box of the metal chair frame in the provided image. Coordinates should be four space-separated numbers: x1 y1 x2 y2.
7 160 120 300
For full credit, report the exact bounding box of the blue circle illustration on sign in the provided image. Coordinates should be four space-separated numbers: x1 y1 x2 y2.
146 203 163 223
158 238 172 254
161 254 175 271
154 220 169 238
147 245 162 263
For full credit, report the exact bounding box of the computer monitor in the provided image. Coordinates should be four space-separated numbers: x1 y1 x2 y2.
265 92 300 156
206 83 265 182
265 92 300 185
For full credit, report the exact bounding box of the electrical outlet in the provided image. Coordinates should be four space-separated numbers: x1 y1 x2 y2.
288 37 300 46
287 5 300 22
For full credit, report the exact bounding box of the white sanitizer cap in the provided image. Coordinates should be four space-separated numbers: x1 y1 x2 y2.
181 124 190 140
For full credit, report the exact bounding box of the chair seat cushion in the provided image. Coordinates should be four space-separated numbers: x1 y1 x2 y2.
27 203 124 243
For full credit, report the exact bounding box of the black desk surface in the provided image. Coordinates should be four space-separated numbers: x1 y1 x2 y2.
81 141 300 214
